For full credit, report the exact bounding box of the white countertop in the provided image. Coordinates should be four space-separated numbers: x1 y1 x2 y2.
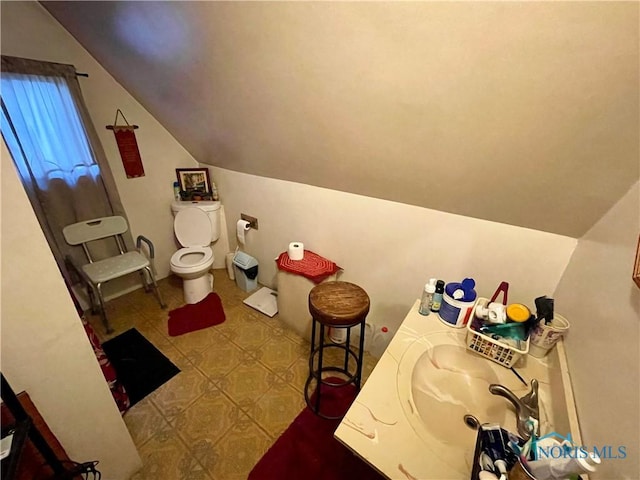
335 300 581 480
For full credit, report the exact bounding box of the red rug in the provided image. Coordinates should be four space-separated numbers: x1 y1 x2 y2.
168 292 225 336
249 379 385 480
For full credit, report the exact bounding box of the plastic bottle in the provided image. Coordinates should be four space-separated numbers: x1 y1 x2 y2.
527 452 600 480
173 181 181 201
431 280 445 312
370 326 391 358
419 279 437 316
211 181 219 201
328 326 347 344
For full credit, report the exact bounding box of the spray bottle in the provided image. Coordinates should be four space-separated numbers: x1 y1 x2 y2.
419 279 437 316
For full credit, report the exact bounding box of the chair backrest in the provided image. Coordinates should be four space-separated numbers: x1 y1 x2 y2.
63 216 129 245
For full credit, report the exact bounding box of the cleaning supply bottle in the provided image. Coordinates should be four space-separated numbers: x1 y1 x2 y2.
173 181 181 201
211 181 219 201
431 280 445 312
370 326 391 358
419 279 436 316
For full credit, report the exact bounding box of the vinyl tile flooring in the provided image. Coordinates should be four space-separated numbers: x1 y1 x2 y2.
87 270 378 480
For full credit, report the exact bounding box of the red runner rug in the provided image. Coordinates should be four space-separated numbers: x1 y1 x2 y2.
168 292 225 336
249 379 385 480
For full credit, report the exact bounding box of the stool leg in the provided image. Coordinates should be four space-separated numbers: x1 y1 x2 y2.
343 327 351 372
356 320 366 390
310 316 317 357
315 323 325 413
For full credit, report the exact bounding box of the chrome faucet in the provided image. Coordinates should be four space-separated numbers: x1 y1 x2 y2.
489 379 540 440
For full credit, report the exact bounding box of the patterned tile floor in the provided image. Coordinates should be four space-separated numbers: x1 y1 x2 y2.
87 270 378 480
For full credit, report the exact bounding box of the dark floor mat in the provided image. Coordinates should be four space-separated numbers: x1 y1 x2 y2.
102 328 179 406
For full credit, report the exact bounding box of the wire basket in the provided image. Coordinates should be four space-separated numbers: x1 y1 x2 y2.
465 297 529 368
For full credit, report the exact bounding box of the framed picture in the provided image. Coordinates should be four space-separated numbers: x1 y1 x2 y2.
176 168 212 200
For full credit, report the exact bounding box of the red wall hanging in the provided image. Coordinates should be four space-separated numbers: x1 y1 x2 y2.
107 109 145 178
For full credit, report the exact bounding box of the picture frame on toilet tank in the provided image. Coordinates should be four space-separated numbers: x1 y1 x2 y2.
176 168 212 198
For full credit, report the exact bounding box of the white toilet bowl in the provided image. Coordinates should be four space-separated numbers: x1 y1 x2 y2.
170 201 221 304
170 246 214 303
170 247 214 278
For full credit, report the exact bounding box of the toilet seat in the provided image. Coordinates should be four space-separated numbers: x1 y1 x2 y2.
170 246 213 273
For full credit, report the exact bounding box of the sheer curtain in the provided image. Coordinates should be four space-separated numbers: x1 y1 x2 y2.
1 55 129 285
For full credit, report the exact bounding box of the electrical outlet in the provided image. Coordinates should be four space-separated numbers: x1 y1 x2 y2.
241 213 258 230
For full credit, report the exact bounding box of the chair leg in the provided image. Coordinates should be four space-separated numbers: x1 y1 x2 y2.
144 266 166 309
95 283 113 334
139 270 151 293
87 283 98 315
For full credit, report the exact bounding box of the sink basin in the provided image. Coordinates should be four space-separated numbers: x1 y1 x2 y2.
397 331 508 449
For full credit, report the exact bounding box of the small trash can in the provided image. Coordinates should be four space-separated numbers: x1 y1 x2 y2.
232 251 259 292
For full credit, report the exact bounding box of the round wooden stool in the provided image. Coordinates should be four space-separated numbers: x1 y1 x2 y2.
304 281 370 419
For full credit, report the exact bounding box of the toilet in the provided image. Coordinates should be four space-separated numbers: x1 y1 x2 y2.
170 200 221 304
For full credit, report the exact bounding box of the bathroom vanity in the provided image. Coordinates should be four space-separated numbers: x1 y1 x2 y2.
334 300 583 479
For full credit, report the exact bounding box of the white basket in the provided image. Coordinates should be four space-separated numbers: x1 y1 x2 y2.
465 297 529 368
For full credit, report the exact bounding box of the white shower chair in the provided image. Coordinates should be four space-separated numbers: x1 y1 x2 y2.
63 215 166 333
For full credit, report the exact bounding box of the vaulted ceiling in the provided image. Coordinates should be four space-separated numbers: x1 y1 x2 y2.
42 1 639 238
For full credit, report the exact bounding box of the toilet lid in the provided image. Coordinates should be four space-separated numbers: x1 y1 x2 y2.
174 208 212 247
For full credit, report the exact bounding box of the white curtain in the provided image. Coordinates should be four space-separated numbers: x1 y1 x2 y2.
1 55 129 284
1 72 101 190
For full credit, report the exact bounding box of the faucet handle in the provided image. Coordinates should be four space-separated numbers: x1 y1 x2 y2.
522 379 540 435
488 379 540 440
521 379 539 409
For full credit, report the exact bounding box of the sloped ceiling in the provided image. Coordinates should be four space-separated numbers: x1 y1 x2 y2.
42 1 639 238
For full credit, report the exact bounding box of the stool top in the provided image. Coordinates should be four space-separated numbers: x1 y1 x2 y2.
309 281 370 326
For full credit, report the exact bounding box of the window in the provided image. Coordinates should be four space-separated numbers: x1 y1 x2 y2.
1 55 128 289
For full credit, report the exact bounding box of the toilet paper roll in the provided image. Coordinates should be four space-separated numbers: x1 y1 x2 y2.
288 242 304 260
236 219 250 245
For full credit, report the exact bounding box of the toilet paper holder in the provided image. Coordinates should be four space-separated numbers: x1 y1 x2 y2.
240 213 258 230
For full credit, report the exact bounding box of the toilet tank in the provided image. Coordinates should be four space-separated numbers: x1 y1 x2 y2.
171 200 221 242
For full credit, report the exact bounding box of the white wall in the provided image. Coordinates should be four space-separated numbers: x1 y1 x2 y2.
1 141 142 478
208 165 577 333
554 182 640 479
0 1 200 282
